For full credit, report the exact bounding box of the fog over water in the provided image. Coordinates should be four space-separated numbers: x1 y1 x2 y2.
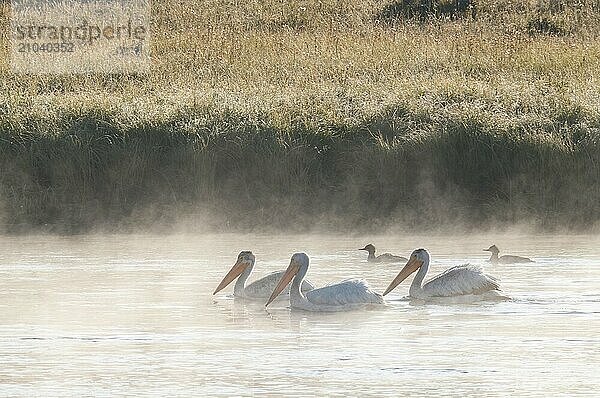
1 233 599 396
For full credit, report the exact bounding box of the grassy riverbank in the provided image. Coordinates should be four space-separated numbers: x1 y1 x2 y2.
0 0 599 233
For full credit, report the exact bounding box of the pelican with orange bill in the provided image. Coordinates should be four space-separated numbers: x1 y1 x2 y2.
383 249 506 301
213 251 315 299
266 253 384 312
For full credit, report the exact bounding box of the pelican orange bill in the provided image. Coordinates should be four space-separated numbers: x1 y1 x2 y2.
213 260 248 295
383 257 423 296
266 260 300 306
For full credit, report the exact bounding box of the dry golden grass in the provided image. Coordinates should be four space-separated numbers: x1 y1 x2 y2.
1 0 599 127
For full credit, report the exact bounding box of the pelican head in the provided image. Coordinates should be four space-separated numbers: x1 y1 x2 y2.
359 244 376 254
266 253 309 306
213 251 255 295
484 245 500 254
383 248 429 295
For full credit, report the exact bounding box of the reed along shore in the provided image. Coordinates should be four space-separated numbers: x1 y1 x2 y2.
1 0 599 232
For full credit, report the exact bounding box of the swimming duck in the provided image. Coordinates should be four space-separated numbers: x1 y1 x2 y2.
484 245 533 264
359 244 407 263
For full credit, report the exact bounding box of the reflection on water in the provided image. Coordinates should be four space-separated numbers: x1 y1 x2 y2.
1 234 599 396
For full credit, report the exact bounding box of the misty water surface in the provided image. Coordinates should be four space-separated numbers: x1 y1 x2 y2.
0 234 599 396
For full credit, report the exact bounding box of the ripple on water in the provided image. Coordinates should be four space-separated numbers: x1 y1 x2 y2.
1 234 600 396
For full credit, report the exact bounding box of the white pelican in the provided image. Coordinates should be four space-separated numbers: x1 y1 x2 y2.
266 253 384 312
484 245 533 264
383 249 504 300
359 244 407 263
213 251 315 299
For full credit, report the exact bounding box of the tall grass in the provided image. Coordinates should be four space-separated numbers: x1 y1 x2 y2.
0 0 599 232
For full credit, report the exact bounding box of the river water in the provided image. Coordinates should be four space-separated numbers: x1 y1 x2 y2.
0 233 598 396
